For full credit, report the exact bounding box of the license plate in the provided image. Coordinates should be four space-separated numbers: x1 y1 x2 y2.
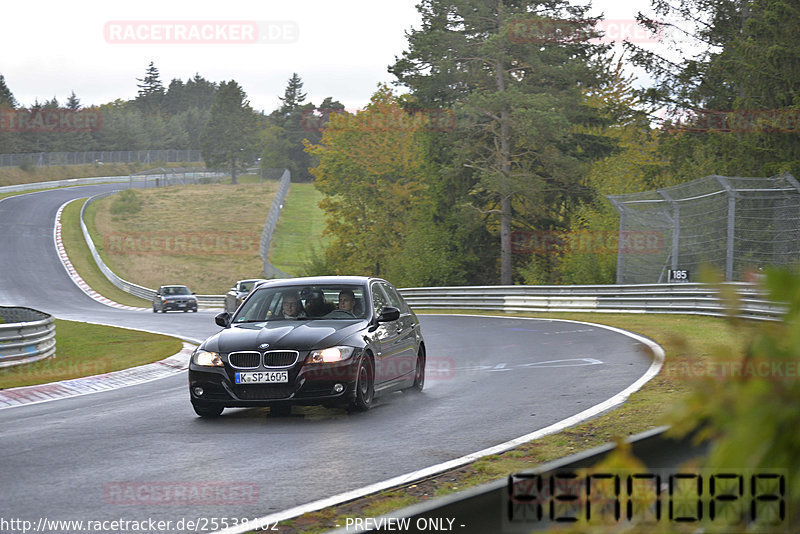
178 303 186 307
235 371 289 384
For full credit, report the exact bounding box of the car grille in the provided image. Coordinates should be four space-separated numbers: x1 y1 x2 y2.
228 351 261 369
264 350 299 367
235 385 294 400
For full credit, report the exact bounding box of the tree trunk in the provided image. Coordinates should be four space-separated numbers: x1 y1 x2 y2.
496 0 512 285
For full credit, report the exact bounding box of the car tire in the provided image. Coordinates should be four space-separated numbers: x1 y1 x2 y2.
152 306 157 313
349 356 374 412
409 348 425 393
192 403 223 417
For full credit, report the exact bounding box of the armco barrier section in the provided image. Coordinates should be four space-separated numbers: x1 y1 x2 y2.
0 307 56 368
398 282 785 321
0 169 227 195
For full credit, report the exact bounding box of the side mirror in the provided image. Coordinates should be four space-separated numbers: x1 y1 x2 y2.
377 306 400 323
215 311 231 328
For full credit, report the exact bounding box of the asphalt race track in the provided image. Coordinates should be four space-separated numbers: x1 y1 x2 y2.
0 185 656 531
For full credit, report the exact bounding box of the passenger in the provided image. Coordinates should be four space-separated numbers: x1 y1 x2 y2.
277 291 306 319
338 289 356 313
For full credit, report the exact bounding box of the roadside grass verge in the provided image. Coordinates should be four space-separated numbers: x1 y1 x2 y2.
60 198 152 308
87 182 278 294
0 319 183 389
268 183 329 276
271 310 749 534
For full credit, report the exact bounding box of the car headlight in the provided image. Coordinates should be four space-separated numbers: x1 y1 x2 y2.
193 349 224 367
307 346 356 364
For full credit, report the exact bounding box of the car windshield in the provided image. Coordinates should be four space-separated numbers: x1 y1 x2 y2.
232 284 366 322
164 286 190 295
239 281 257 292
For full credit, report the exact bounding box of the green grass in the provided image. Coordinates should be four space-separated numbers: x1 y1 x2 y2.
60 198 152 308
267 309 749 534
0 319 183 389
268 183 329 275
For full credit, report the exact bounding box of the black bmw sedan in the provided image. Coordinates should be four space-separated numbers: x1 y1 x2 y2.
188 276 426 417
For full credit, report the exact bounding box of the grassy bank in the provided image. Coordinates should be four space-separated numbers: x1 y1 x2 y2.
0 319 183 389
269 183 329 275
87 181 278 294
275 310 748 533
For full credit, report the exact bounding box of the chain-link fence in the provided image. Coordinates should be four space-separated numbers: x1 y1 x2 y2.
0 149 202 167
607 174 800 284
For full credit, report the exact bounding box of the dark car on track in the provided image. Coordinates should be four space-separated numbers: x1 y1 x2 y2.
153 285 198 313
188 276 425 417
224 278 267 314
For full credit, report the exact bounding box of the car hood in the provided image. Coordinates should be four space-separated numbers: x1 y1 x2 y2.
205 319 369 353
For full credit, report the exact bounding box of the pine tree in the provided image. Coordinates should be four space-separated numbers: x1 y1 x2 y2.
277 73 307 115
200 80 262 184
390 0 611 284
0 74 17 108
66 91 81 110
135 61 166 114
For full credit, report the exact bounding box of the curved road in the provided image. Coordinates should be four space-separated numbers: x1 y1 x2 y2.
0 185 656 531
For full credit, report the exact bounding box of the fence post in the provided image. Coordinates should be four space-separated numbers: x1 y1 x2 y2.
714 176 737 281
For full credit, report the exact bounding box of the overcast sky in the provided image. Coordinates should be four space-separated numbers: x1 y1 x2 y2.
2 0 667 113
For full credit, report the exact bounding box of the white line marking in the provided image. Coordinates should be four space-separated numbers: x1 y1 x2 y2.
53 199 149 311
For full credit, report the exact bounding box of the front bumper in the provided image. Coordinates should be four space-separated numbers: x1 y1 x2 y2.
188 355 361 408
162 300 198 311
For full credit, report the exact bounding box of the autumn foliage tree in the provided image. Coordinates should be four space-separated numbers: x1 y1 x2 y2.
304 86 427 276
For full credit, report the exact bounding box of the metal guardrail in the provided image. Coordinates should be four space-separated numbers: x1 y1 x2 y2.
259 169 292 278
0 175 133 194
0 307 56 368
398 282 785 321
0 170 227 195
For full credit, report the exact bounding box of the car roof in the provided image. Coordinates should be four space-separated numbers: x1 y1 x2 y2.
255 275 384 288
161 284 190 288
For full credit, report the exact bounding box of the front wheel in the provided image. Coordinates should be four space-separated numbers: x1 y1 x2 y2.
349 356 374 412
408 348 425 393
192 403 223 417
